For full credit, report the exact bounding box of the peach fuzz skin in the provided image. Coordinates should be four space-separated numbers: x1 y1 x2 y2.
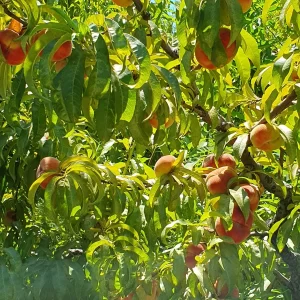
250 123 284 151
202 153 236 169
206 166 237 195
36 157 60 189
154 155 176 177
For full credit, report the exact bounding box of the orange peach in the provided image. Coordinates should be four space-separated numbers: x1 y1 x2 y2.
202 153 236 169
206 166 237 195
0 29 26 65
112 0 133 7
154 155 176 177
36 157 60 189
250 123 284 151
195 28 237 70
7 19 23 34
149 114 174 129
55 59 67 72
239 0 252 13
214 280 239 299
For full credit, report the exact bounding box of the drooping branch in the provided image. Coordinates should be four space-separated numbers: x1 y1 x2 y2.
0 1 27 26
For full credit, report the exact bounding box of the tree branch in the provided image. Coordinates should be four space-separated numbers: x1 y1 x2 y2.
258 90 297 125
0 2 27 26
132 0 179 59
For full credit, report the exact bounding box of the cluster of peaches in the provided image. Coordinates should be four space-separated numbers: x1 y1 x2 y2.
0 19 72 66
203 153 260 244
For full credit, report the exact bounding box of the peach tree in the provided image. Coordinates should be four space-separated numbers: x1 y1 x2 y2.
0 0 299 299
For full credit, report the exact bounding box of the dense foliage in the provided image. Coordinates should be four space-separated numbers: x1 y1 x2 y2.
0 0 300 299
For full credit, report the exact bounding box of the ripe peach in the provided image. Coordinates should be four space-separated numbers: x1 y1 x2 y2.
236 184 260 211
154 155 176 177
214 280 239 299
52 40 72 62
36 157 60 189
0 29 26 65
195 28 237 70
250 123 284 151
112 0 133 7
55 59 67 72
8 19 23 34
291 69 299 81
206 166 237 195
231 204 254 226
215 213 253 244
28 30 72 62
202 153 236 169
185 243 206 269
238 0 252 13
149 114 174 129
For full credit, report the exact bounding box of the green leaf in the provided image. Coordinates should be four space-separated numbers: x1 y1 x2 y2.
86 239 114 263
235 48 250 86
197 0 220 48
153 65 181 106
241 30 260 68
233 133 249 159
85 33 111 99
272 56 292 90
190 114 201 147
225 0 244 45
124 33 151 89
229 188 250 221
94 86 115 143
105 18 128 56
32 100 46 142
277 218 294 252
56 46 85 123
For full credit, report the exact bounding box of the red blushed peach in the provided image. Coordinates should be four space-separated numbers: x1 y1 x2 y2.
206 166 237 195
231 204 253 226
154 155 176 177
0 29 26 65
236 184 260 212
185 243 206 269
214 280 239 299
52 40 72 62
202 153 236 169
250 123 284 151
36 157 60 189
195 28 237 70
215 212 253 244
